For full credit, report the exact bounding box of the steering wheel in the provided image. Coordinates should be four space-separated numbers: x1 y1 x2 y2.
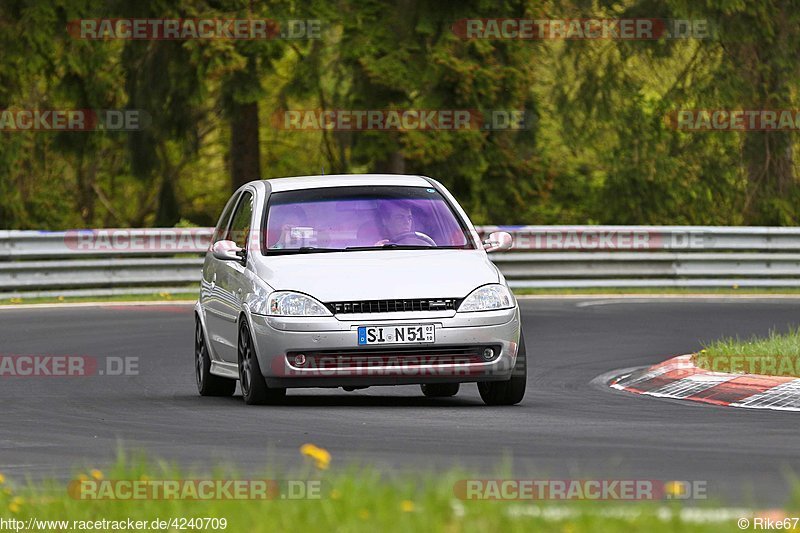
390 231 436 246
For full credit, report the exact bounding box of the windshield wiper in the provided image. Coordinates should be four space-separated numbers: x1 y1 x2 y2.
267 247 344 255
345 244 435 251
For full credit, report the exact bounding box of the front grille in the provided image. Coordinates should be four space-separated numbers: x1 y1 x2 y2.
326 298 459 314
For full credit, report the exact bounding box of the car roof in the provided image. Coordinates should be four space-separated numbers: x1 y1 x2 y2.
264 174 431 192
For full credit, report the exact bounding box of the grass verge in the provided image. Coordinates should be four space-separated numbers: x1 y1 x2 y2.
514 287 800 295
694 327 800 378
0 453 794 533
0 292 199 306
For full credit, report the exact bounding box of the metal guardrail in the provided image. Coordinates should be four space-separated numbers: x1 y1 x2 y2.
3 226 800 296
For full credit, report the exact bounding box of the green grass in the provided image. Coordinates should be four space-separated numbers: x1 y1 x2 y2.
0 292 199 306
694 327 800 377
0 453 793 533
514 287 800 295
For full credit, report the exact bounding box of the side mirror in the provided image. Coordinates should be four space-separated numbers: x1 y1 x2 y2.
212 240 246 263
483 231 513 253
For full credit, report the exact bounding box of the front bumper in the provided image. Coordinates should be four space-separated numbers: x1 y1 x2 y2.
249 307 521 388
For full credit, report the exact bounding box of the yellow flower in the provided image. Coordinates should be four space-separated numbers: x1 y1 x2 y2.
664 481 687 498
57 296 65 302
139 474 151 482
358 509 370 520
330 489 341 500
401 500 415 512
0 473 5 484
76 474 89 482
8 502 19 513
90 469 103 481
10 496 23 506
300 443 331 470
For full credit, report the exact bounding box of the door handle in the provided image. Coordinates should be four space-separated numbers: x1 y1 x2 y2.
210 273 216 289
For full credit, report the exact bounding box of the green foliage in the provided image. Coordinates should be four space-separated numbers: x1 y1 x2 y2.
1 0 799 228
695 326 800 377
1 451 795 531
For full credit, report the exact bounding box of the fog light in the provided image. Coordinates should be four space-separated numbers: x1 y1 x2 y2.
482 348 495 361
294 354 306 366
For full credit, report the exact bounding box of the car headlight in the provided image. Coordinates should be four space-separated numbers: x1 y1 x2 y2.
267 291 332 316
458 284 515 312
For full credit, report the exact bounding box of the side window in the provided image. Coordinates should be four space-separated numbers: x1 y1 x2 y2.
226 191 254 250
212 194 239 244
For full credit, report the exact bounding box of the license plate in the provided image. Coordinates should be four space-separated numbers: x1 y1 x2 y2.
357 324 435 345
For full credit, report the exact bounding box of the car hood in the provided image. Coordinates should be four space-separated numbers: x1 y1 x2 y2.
252 249 500 301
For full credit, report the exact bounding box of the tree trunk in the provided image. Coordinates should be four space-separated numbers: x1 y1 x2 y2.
154 175 180 227
742 130 795 224
372 150 406 174
230 101 261 191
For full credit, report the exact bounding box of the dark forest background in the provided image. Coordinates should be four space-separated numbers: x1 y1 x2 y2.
2 0 799 229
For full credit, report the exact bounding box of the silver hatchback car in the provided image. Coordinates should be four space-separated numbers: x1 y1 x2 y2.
195 174 525 405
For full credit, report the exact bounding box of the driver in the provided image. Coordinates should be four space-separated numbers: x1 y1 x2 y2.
374 203 414 246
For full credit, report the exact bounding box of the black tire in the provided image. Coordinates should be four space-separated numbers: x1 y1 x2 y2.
478 331 527 406
421 383 460 397
195 316 236 397
238 320 286 405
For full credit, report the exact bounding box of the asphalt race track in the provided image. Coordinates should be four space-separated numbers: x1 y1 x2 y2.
1 298 799 506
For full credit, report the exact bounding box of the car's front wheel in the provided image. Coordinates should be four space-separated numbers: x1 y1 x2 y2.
421 383 460 397
238 320 286 405
478 331 527 406
195 316 236 397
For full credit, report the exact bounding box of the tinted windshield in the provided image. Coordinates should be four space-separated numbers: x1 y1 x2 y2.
263 185 473 253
